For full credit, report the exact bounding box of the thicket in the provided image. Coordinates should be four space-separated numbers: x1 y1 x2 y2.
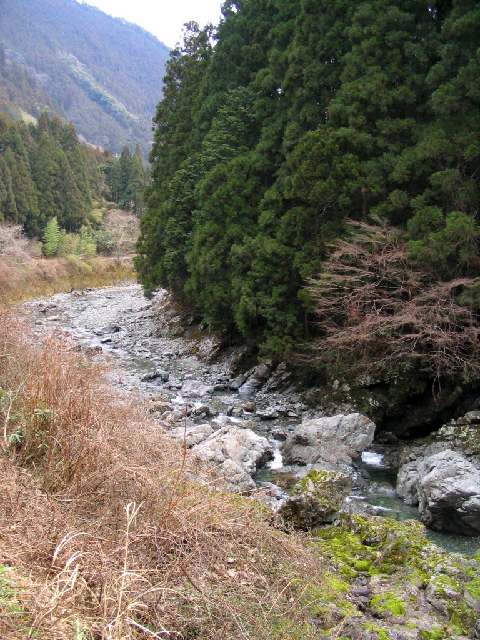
137 0 480 357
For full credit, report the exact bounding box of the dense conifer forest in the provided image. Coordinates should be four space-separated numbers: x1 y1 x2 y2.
0 112 103 237
137 0 480 358
0 112 145 257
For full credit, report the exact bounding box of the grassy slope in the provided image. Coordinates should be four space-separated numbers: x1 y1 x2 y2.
0 255 135 305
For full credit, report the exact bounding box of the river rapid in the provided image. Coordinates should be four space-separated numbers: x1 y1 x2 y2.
24 283 480 556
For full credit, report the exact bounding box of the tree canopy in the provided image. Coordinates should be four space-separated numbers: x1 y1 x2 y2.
137 0 480 356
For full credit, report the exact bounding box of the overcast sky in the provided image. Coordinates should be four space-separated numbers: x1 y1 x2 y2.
83 1 223 48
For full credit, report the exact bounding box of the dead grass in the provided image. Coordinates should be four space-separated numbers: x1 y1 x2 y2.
0 255 135 306
0 313 326 639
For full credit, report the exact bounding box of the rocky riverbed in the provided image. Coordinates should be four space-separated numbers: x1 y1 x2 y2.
24 284 480 555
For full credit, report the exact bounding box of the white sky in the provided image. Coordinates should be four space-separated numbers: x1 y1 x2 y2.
83 0 223 48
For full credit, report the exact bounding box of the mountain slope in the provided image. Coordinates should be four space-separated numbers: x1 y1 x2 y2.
0 0 169 154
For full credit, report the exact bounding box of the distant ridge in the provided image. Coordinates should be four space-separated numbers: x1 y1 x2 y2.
0 0 170 155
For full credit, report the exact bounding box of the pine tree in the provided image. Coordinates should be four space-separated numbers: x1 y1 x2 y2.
43 216 61 257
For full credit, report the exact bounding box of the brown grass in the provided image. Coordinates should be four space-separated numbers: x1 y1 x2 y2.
0 255 135 306
0 313 326 639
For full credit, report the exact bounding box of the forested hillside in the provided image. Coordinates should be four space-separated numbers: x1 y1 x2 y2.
137 0 480 358
0 0 169 155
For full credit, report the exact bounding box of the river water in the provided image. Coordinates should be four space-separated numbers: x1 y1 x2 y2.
24 284 480 556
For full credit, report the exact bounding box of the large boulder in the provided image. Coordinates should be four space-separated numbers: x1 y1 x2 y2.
181 379 214 398
238 363 272 395
192 426 273 477
170 423 214 448
279 470 351 529
283 413 376 469
396 461 421 506
417 450 480 535
218 459 256 493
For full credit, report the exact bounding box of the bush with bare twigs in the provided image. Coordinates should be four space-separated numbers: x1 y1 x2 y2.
307 221 480 385
0 223 40 260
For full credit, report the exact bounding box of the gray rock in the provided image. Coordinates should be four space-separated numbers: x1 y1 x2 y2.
396 461 420 506
417 450 480 535
238 363 271 395
218 459 256 493
283 413 376 469
192 426 273 476
181 380 214 398
194 335 224 363
170 423 214 448
257 406 280 420
141 369 170 383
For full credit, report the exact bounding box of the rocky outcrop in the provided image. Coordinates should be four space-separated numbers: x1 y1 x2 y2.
152 290 189 338
191 426 273 492
181 379 214 398
417 450 480 535
279 469 351 529
283 413 376 472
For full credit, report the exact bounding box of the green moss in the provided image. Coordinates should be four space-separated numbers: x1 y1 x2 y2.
292 469 349 511
363 622 391 639
370 591 406 617
419 628 446 640
298 572 359 630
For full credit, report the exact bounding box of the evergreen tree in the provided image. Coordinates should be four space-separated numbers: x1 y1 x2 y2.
42 216 61 257
138 0 478 356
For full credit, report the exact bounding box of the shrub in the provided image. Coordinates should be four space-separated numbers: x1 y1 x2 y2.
307 221 480 384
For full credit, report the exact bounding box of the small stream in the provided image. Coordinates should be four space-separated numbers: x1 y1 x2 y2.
25 284 480 556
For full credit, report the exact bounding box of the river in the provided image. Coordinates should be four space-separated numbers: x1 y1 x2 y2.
25 283 480 556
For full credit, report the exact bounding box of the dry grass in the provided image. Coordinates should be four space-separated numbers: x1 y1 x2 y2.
0 255 135 306
0 313 326 639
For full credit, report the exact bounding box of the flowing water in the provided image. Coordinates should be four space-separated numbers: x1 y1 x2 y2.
25 284 480 556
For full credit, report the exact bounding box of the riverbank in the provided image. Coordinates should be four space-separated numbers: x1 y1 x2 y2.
1 305 479 639
1 284 480 639
0 255 135 305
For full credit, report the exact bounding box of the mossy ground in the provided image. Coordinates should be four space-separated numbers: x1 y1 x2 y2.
309 515 480 639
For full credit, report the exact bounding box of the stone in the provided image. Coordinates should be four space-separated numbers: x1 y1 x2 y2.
152 290 188 338
194 335 224 363
283 413 376 468
181 380 214 398
256 406 280 420
238 363 272 395
192 426 273 476
417 450 480 535
396 461 420 506
170 423 214 448
141 369 170 383
191 402 211 418
278 469 352 529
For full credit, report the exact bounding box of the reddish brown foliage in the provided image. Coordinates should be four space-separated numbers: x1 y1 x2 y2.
308 222 480 383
